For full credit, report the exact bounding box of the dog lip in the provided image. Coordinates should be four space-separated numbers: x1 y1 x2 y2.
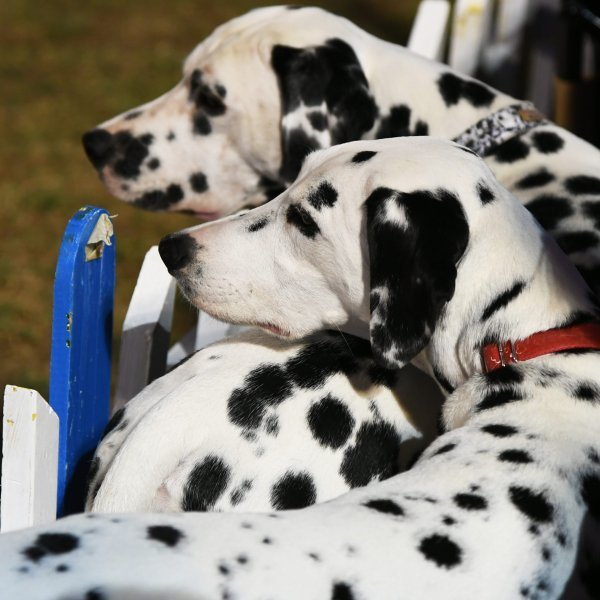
193 210 221 220
257 322 290 337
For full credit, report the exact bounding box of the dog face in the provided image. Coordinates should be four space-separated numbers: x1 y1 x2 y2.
159 138 504 368
82 6 386 217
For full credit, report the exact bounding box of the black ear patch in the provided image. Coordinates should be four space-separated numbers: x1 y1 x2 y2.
366 187 469 369
271 38 378 182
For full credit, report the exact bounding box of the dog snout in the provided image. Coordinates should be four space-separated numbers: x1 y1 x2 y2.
159 233 197 273
82 129 115 169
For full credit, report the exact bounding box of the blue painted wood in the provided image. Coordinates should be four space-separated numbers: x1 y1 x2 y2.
50 206 115 516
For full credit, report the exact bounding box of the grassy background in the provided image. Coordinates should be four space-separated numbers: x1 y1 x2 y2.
0 0 420 399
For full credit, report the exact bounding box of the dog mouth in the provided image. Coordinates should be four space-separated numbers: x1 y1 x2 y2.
193 210 221 221
256 322 291 337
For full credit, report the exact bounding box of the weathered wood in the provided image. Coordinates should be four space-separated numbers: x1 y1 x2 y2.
1 386 59 533
50 206 115 516
448 0 494 75
407 0 451 60
113 246 176 412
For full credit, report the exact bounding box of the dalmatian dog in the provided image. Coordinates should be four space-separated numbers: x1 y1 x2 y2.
82 5 600 298
3 138 599 599
87 329 442 513
82 5 600 519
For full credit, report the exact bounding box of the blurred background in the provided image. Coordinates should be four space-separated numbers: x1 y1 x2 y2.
0 0 423 398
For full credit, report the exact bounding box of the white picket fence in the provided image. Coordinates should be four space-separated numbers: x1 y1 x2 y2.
1 0 537 533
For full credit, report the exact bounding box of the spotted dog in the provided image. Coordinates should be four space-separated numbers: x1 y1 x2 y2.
87 329 441 513
2 138 597 599
82 5 600 298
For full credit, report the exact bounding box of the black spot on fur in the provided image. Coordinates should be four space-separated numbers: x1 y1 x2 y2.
182 455 231 511
489 137 530 163
270 471 317 510
526 194 574 230
531 131 564 154
565 175 600 195
340 421 401 487
509 486 554 523
419 534 462 568
272 39 378 181
307 181 338 210
139 134 153 146
443 516 456 525
193 113 212 135
477 387 523 412
228 363 293 429
499 449 533 463
133 184 184 211
482 423 518 437
166 131 176 141
477 182 495 204
332 582 356 600
574 383 600 401
284 333 367 390
147 525 184 547
516 168 555 189
190 172 208 194
189 70 226 116
147 158 160 170
481 281 526 321
307 111 328 131
124 110 142 120
376 104 428 138
454 493 487 510
230 480 253 506
437 72 495 107
556 231 599 255
364 499 404 516
432 443 456 456
307 395 355 449
247 217 270 233
366 187 469 368
262 537 272 544
286 203 320 238
486 365 524 385
112 131 150 179
23 533 79 563
352 150 377 163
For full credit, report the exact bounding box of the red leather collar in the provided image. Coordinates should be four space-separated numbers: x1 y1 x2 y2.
482 322 600 373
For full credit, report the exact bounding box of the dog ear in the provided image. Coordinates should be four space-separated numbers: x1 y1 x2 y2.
271 38 378 182
366 187 470 370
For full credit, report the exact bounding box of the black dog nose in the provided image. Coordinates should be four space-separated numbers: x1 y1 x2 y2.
159 233 196 273
82 128 114 168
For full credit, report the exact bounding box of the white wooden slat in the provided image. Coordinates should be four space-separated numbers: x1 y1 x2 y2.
407 0 451 61
448 0 495 76
1 386 59 533
480 0 530 82
194 311 247 351
113 246 176 411
167 325 197 369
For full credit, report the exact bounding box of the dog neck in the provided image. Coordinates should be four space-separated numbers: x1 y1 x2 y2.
422 200 596 392
361 42 518 140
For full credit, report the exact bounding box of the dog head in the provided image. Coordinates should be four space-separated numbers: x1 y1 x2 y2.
161 138 525 371
82 6 386 218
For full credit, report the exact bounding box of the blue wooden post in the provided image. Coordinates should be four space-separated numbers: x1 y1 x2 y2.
50 206 116 516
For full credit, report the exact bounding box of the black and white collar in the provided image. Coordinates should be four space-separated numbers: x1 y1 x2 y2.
453 102 547 157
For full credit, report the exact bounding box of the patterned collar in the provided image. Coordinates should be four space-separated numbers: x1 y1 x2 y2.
453 102 547 157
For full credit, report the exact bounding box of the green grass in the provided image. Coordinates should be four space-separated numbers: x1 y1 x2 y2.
0 0 420 399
